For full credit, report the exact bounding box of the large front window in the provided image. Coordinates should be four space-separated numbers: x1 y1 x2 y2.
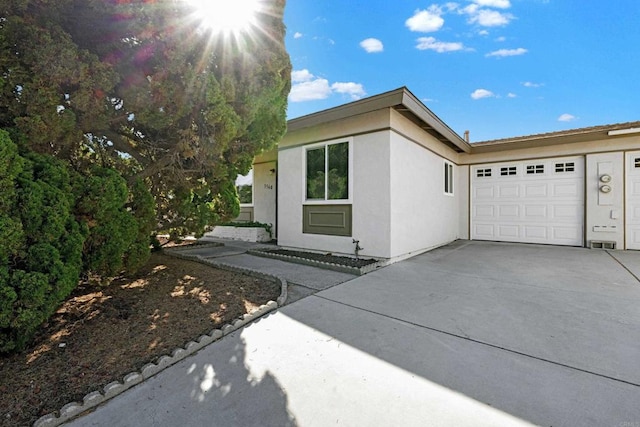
306 141 349 200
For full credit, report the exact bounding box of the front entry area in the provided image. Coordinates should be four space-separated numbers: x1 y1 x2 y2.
471 156 584 246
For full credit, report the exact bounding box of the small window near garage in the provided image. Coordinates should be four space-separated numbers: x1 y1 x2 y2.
555 162 575 173
444 161 454 195
635 157 640 168
476 168 492 178
500 166 517 176
526 164 544 175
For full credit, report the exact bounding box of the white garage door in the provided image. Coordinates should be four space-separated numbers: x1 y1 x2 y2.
626 151 640 250
472 156 584 246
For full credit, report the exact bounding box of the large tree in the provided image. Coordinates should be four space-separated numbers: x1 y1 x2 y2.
1 0 291 236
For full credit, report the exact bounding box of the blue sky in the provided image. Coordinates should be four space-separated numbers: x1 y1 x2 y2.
283 1 640 142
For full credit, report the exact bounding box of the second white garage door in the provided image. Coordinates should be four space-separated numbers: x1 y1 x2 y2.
471 156 584 246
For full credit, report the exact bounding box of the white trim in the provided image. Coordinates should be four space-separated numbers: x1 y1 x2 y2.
608 128 640 136
302 137 354 205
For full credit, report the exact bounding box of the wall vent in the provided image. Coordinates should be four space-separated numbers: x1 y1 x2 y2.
590 240 616 250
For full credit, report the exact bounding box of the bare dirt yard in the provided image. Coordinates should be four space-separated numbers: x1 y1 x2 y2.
0 248 280 427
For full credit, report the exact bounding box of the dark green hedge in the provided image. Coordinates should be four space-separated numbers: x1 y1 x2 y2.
0 131 155 352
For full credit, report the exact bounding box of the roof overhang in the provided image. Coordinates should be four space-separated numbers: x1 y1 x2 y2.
470 121 640 153
286 87 471 153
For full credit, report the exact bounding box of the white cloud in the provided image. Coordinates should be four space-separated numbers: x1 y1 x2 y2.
558 113 577 122
495 36 506 42
289 70 366 102
468 9 513 26
331 82 367 100
486 47 528 57
471 88 495 99
293 32 303 39
472 0 511 9
291 69 315 83
360 38 384 53
289 78 332 102
507 93 517 98
523 81 544 88
416 36 465 52
406 7 445 32
478 29 490 36
443 2 460 12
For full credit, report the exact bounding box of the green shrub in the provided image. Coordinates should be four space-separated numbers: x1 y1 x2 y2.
75 169 154 276
0 130 156 352
0 133 84 352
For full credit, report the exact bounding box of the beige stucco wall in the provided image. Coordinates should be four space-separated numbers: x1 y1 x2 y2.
389 109 461 164
388 131 460 258
280 109 391 150
460 134 640 165
585 152 624 248
277 130 392 258
252 160 277 236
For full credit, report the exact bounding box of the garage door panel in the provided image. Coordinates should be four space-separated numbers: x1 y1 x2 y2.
475 204 495 218
553 226 581 241
553 205 581 219
553 182 580 198
498 185 519 198
524 205 547 218
498 225 519 238
498 205 519 218
472 157 584 246
524 184 548 198
474 224 495 238
523 226 547 239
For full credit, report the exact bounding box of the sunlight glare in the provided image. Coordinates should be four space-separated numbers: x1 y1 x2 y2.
186 0 261 35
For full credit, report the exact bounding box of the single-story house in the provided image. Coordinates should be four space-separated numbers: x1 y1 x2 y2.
237 87 640 261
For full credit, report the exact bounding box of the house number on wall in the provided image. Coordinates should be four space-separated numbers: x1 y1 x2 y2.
264 184 273 190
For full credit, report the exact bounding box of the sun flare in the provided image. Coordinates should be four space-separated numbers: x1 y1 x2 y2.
186 0 261 35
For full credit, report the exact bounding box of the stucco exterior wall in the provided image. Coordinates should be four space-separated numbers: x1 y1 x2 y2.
389 109 460 163
460 134 640 165
388 132 460 258
279 109 391 150
585 152 624 248
457 165 470 240
252 160 277 236
277 131 392 258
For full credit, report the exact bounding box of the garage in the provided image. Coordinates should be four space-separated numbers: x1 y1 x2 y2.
626 151 640 250
471 156 584 246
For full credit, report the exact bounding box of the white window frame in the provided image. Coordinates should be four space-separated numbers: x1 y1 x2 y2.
444 160 454 196
235 169 254 207
302 137 354 205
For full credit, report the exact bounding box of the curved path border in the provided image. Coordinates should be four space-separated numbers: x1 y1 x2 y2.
33 249 287 427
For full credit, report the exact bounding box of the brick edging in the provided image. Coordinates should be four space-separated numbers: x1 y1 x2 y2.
247 249 386 276
33 252 287 427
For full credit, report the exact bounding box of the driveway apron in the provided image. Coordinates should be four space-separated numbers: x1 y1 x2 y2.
67 241 640 427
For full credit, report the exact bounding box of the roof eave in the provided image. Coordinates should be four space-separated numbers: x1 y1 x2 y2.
286 87 472 153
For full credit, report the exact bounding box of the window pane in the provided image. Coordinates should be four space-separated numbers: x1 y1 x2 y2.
444 164 449 193
237 185 252 204
235 170 253 204
306 148 326 199
327 142 349 200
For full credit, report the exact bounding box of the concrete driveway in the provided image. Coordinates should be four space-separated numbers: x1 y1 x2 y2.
68 241 640 427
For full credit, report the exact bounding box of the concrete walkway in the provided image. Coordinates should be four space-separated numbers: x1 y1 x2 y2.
170 239 357 303
67 241 640 427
